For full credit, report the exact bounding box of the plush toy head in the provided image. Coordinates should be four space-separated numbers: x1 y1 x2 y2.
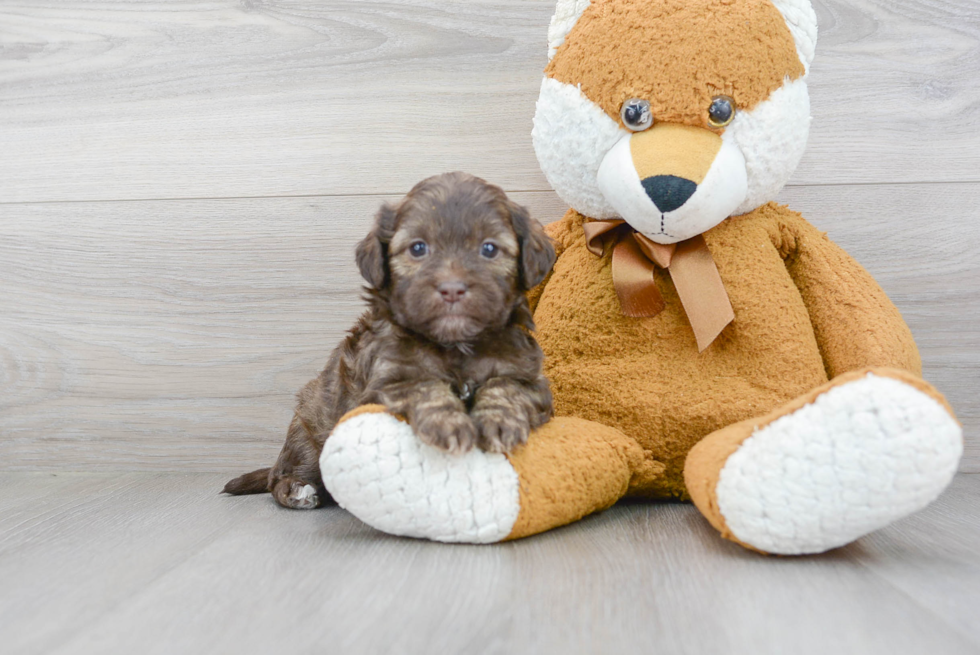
532 0 818 244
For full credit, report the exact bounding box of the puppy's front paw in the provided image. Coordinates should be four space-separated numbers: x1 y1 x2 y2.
413 408 478 455
472 407 530 454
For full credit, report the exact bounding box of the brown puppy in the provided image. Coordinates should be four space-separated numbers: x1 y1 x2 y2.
224 172 557 509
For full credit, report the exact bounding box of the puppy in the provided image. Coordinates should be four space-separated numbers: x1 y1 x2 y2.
224 172 557 509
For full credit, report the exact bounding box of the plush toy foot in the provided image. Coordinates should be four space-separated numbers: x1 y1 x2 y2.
320 406 658 543
685 368 963 555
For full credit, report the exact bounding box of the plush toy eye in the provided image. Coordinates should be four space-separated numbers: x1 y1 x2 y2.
620 98 653 132
409 240 428 257
707 96 736 128
481 242 499 259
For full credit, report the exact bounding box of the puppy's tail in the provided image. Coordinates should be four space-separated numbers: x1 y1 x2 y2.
223 468 271 495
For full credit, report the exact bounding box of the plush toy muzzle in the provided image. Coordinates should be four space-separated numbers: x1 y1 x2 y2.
597 124 749 244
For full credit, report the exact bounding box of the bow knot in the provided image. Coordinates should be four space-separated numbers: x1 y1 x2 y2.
582 220 734 352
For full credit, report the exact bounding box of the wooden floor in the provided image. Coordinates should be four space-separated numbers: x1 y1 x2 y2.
1 472 978 655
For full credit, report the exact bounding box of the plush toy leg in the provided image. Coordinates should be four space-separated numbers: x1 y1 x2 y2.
684 368 963 555
320 406 660 543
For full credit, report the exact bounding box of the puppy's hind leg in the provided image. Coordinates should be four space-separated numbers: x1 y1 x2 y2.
271 477 329 510
269 416 335 510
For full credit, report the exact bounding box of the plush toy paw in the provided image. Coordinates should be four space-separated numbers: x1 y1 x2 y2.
322 408 656 543
687 370 963 555
319 406 521 543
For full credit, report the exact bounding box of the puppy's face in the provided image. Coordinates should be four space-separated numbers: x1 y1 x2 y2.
356 172 556 344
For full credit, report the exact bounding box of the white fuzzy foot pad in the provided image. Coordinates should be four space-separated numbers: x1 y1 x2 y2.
320 412 521 543
716 374 963 554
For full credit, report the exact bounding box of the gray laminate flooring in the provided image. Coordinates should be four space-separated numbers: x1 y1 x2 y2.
2 472 978 655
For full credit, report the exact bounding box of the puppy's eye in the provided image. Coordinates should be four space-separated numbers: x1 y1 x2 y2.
707 96 736 128
620 98 653 132
481 242 499 259
409 240 428 258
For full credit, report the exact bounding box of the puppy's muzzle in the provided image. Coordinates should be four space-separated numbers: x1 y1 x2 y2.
438 281 468 305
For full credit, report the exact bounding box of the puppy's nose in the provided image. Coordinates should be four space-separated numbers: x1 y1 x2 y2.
438 281 468 304
641 175 697 213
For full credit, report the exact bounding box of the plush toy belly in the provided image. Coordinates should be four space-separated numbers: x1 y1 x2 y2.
533 205 829 497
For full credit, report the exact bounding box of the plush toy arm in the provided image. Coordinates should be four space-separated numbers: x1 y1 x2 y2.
527 210 576 313
321 408 656 543
778 209 921 378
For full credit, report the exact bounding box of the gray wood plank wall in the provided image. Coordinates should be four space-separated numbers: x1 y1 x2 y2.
2 0 978 472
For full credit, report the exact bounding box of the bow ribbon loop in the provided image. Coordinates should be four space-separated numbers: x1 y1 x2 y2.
583 219 734 352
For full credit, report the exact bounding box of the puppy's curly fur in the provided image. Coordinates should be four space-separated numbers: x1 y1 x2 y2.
224 172 557 509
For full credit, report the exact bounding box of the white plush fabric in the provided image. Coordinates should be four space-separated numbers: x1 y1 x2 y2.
547 0 592 59
597 131 748 244
532 76 625 219
729 77 811 216
770 0 819 72
320 412 522 544
715 374 963 555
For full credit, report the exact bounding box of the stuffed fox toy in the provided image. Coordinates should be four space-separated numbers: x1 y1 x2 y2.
317 0 963 554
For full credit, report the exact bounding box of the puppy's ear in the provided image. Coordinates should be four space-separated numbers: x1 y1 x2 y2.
507 201 557 290
356 202 398 289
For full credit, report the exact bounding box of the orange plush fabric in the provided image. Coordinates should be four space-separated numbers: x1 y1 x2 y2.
546 0 805 130
504 416 663 540
531 204 921 499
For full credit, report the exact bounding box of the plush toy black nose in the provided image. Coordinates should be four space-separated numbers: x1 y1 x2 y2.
641 175 697 213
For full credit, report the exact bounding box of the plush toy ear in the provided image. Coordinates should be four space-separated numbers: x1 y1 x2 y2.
769 0 818 71
507 201 557 291
355 203 398 289
547 0 592 59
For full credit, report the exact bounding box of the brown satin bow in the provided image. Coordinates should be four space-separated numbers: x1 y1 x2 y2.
583 219 734 352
